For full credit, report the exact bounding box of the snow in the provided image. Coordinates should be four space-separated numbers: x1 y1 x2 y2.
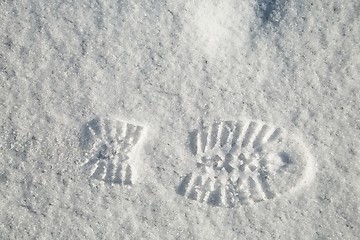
0 0 359 239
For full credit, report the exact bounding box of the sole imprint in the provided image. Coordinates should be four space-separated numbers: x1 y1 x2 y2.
79 117 146 186
177 119 315 207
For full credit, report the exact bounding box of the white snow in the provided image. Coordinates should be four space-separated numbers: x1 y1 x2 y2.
0 0 359 239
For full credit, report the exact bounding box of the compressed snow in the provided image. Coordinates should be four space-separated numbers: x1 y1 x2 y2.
0 0 359 239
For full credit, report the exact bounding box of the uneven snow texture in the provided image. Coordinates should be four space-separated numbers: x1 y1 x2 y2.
0 0 359 239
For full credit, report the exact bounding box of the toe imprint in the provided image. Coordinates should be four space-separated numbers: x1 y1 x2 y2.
178 119 316 207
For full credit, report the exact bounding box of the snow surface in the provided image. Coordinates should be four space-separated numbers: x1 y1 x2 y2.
0 0 359 239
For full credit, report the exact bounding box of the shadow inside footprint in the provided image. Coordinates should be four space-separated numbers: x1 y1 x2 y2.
188 130 198 156
279 152 292 165
79 118 101 149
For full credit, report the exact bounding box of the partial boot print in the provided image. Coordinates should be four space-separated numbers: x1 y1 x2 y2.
178 120 316 207
80 117 146 186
